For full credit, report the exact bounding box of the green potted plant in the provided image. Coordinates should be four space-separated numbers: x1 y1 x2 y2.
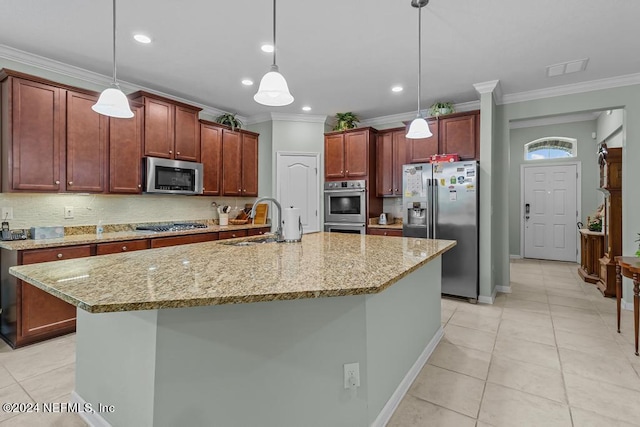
215 113 243 130
636 233 640 257
428 102 455 117
333 112 359 131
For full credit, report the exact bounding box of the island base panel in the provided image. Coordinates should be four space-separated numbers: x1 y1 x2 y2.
74 258 442 427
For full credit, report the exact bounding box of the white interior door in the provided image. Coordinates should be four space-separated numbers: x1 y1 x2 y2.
276 152 320 233
523 164 578 262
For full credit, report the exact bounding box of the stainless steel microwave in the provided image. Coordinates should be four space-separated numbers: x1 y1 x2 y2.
145 157 203 195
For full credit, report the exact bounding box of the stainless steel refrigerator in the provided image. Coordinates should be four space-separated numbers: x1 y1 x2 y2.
402 161 479 301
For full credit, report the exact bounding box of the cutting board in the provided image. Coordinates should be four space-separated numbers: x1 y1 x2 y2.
253 203 268 225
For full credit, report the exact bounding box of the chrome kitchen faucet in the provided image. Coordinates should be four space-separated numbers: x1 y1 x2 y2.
250 197 284 243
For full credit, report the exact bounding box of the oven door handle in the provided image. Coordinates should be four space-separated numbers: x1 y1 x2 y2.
325 189 366 194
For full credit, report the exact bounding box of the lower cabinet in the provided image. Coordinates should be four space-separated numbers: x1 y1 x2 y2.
219 229 248 240
150 233 219 249
248 227 271 236
367 228 403 237
96 239 150 255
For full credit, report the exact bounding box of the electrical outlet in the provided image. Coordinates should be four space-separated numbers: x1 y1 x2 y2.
64 206 74 219
343 362 360 389
1 207 13 220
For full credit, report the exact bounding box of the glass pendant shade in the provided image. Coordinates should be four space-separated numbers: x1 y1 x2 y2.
406 116 433 139
254 65 294 106
92 86 134 118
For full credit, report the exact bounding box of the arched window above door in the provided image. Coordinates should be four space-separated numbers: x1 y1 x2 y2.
524 137 577 160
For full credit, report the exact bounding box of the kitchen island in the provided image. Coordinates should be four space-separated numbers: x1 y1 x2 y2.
10 232 455 427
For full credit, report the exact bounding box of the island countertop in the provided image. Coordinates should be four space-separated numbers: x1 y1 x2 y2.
9 232 455 314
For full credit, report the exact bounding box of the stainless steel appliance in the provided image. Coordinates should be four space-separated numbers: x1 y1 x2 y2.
136 223 208 232
402 161 479 301
145 157 203 195
324 222 366 234
323 180 366 224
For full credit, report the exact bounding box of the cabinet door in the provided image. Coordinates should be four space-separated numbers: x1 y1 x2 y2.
9 77 63 191
241 133 259 197
324 134 345 179
219 229 249 240
344 131 368 177
109 104 144 193
440 113 478 160
174 106 200 162
201 123 222 196
143 97 174 158
221 130 243 196
248 227 271 236
150 233 218 248
19 245 91 342
96 239 149 255
392 131 408 195
376 132 393 196
407 119 438 163
66 91 108 192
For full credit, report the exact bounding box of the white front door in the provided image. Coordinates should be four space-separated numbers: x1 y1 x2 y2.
276 152 320 233
523 164 579 262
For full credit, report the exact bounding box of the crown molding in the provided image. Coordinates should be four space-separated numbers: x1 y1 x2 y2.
360 100 481 128
509 112 600 129
0 44 236 122
245 112 328 125
473 80 502 104
501 72 640 105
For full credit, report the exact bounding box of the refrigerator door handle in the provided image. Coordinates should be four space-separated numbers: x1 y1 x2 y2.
433 179 438 239
426 179 432 239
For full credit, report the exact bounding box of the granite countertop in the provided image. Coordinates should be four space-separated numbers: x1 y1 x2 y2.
0 223 270 251
10 232 456 314
368 218 403 230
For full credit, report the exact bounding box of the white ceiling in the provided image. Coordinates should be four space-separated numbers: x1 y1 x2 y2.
1 0 638 121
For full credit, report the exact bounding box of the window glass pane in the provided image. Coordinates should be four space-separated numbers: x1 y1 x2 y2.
524 138 576 160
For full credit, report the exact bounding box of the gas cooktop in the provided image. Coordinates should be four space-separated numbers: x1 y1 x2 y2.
135 223 208 232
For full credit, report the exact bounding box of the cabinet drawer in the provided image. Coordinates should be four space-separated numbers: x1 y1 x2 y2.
21 245 92 265
150 233 218 249
248 227 271 237
368 228 402 237
96 239 150 255
219 229 248 240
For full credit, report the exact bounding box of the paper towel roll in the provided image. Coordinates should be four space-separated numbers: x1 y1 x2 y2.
282 206 302 242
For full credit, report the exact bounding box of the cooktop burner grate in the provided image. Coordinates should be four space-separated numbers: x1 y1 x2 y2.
136 223 208 232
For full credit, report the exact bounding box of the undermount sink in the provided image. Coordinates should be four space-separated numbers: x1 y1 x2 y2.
221 237 278 246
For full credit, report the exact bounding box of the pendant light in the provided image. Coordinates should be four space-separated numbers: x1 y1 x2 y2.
254 0 294 106
92 0 134 118
406 0 432 139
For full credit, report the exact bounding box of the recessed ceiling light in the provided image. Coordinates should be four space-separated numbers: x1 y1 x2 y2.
133 34 152 44
261 44 274 53
302 106 311 111
241 79 254 86
391 86 403 93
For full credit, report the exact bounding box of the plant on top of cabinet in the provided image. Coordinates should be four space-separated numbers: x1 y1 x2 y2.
332 112 359 131
428 101 455 117
215 113 243 130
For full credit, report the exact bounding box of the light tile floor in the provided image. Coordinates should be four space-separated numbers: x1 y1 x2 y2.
0 259 639 426
389 259 640 427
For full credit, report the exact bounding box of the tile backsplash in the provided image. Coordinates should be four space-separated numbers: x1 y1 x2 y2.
0 193 257 228
382 197 403 219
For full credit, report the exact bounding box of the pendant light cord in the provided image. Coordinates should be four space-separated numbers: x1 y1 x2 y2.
112 0 118 86
272 0 277 67
416 4 422 117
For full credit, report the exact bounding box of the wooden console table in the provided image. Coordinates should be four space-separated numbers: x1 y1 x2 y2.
615 256 640 355
578 229 604 284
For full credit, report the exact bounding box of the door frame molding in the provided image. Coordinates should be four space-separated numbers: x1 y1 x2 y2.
520 160 582 262
275 151 321 233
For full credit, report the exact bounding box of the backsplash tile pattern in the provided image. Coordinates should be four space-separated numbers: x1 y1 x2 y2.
0 194 257 229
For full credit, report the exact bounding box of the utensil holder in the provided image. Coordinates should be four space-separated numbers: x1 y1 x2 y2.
219 214 229 226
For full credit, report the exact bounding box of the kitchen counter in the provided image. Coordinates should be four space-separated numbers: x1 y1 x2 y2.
0 223 269 250
10 232 455 313
368 223 403 230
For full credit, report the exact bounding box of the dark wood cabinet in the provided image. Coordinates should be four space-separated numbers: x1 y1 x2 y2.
578 229 604 284
439 111 479 160
150 233 218 248
221 129 259 197
130 91 202 162
109 102 144 193
200 120 223 196
219 229 248 240
96 239 150 255
1 73 63 192
0 245 91 348
377 129 408 196
248 227 271 236
324 128 377 181
65 90 108 192
407 119 439 163
367 228 402 237
598 147 622 297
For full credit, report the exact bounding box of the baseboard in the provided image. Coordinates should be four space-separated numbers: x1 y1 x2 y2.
478 286 498 304
370 327 444 427
509 254 523 259
496 285 512 294
71 391 112 427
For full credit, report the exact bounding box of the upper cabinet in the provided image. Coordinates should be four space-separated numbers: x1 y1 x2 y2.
439 111 480 160
324 128 377 182
0 70 108 193
109 103 144 193
377 130 408 196
129 91 202 162
407 118 439 163
221 129 259 197
200 120 223 196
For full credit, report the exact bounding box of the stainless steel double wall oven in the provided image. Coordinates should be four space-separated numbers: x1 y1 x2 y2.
323 180 367 234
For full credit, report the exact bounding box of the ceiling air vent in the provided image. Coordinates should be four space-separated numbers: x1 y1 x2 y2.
546 58 589 77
